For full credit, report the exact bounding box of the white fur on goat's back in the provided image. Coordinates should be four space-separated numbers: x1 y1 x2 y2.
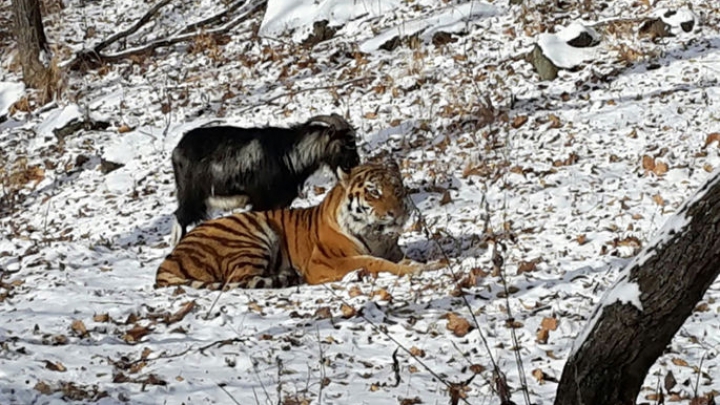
209 140 264 175
206 195 250 210
284 131 327 172
170 219 183 246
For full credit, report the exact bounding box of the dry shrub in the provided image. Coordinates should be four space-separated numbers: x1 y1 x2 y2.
0 157 46 215
188 32 229 62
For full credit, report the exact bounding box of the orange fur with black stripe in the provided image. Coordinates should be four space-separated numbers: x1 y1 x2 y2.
155 162 440 289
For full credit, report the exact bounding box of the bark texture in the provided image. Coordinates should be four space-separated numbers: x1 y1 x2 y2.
555 172 720 405
11 0 49 88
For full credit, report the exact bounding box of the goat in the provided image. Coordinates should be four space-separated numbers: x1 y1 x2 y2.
170 113 360 245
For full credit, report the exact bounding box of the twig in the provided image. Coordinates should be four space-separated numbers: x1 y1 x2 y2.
493 240 531 405
218 383 243 405
407 196 503 379
94 0 174 53
276 356 284 405
65 0 265 69
316 326 326 405
319 284 473 405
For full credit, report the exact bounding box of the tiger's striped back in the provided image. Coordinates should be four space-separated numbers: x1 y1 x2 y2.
155 161 431 290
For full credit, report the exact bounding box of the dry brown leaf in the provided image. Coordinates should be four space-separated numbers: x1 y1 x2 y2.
340 303 356 318
371 288 393 302
44 360 67 372
642 155 655 172
653 194 665 206
439 190 452 206
129 361 146 374
532 368 545 382
505 320 524 329
123 325 151 343
93 313 110 323
445 312 472 337
469 364 485 374
547 114 562 129
141 347 153 359
536 328 549 344
517 260 537 274
165 301 195 325
672 358 689 367
653 160 669 176
511 115 528 129
34 381 53 395
409 346 426 358
118 124 132 133
71 320 88 338
577 234 588 245
703 132 720 149
314 307 332 319
348 285 363 298
364 112 377 119
248 301 264 314
541 317 558 331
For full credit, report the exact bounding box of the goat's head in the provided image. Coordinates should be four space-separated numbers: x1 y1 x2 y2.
307 114 360 173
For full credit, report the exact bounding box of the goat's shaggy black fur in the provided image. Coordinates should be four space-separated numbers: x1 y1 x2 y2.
170 113 360 244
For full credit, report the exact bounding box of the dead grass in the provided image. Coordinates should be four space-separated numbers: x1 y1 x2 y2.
0 157 46 216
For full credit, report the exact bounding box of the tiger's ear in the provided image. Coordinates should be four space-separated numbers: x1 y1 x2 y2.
336 166 352 188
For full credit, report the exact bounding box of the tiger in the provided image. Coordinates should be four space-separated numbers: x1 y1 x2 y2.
154 161 443 289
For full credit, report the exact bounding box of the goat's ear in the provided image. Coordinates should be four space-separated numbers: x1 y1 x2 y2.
336 166 352 188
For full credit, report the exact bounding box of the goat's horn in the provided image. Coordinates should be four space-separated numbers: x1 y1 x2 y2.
308 114 350 130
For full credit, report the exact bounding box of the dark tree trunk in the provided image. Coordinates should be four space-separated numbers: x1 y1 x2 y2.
555 172 720 405
11 0 49 88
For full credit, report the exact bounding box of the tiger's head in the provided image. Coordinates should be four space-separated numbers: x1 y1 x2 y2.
335 160 411 237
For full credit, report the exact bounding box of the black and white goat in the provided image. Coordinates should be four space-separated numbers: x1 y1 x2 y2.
170 113 360 245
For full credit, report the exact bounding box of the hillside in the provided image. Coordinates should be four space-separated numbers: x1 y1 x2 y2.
1 0 720 404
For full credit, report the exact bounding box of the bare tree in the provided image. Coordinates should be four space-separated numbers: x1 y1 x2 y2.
11 0 50 88
554 172 720 405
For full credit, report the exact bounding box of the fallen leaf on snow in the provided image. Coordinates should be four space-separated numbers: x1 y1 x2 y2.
123 325 151 343
314 307 332 319
71 320 88 338
340 303 356 318
672 358 689 367
444 312 473 337
164 301 195 325
541 317 559 331
703 132 720 149
44 360 67 372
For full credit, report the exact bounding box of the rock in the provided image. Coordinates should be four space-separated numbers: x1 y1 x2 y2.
432 31 458 47
641 7 698 40
100 158 124 175
302 20 338 47
639 18 672 40
529 44 559 81
530 22 600 81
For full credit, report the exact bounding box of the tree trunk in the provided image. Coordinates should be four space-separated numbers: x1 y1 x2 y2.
12 0 49 88
555 172 720 405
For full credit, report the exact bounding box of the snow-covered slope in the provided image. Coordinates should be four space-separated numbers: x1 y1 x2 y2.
1 0 720 404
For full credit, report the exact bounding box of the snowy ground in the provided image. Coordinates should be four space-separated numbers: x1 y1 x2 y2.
2 0 720 404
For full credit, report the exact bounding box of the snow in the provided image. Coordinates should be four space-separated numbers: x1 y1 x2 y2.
537 22 600 69
0 81 25 118
656 7 698 35
2 0 720 404
35 103 83 137
360 2 499 53
260 0 401 43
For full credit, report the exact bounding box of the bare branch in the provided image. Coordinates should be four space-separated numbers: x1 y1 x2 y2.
94 0 174 53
